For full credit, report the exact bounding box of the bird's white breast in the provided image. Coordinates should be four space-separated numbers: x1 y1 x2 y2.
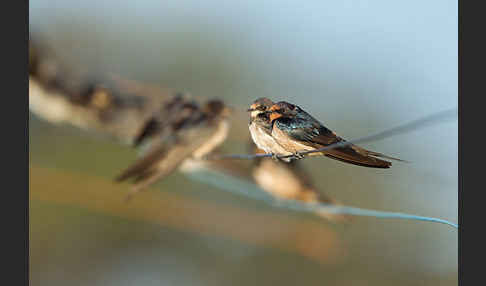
249 122 292 156
192 119 230 159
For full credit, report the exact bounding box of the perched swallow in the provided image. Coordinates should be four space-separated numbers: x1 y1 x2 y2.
247 98 294 162
266 101 403 167
116 98 230 199
250 145 350 222
132 93 197 147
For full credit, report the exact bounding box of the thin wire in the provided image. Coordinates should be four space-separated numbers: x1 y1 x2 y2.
184 168 458 229
206 107 458 160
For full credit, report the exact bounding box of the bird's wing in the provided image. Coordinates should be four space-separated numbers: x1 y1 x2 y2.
133 96 196 146
133 117 160 146
116 119 219 195
275 117 341 146
275 118 393 168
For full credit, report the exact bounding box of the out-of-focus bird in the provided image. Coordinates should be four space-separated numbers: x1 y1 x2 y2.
115 98 231 199
247 98 294 162
250 145 350 223
29 38 168 141
131 93 197 147
264 100 403 167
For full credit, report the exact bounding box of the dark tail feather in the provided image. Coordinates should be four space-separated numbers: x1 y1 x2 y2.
133 118 158 147
365 150 409 163
115 148 167 182
324 147 392 169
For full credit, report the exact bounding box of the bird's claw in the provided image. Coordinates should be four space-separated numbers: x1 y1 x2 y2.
270 153 280 161
293 151 305 160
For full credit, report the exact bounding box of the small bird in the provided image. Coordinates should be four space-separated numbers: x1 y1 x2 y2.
132 93 197 147
116 98 231 199
264 100 403 167
247 98 294 162
250 145 350 223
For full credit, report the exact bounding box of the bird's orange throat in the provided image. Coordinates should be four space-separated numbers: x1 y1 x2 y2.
269 112 283 122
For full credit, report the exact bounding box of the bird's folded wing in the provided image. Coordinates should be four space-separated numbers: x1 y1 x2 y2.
276 119 392 168
133 96 196 146
116 122 218 192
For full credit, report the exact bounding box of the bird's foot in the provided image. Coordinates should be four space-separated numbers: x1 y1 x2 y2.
293 151 306 160
271 153 281 161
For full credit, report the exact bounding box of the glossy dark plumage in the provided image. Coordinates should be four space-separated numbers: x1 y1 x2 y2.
269 101 402 168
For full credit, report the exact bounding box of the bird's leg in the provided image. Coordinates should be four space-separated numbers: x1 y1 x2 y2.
293 151 306 160
271 153 279 161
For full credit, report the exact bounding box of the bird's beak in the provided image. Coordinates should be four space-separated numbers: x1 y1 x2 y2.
247 108 256 112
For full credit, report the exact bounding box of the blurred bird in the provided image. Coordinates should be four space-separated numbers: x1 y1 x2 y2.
265 100 403 167
29 38 165 141
247 98 294 162
132 93 197 147
250 145 350 223
116 98 231 200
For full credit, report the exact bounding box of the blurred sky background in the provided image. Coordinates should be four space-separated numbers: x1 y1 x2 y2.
29 1 457 285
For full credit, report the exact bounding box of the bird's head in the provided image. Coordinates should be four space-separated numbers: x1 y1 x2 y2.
247 98 275 120
203 99 231 118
